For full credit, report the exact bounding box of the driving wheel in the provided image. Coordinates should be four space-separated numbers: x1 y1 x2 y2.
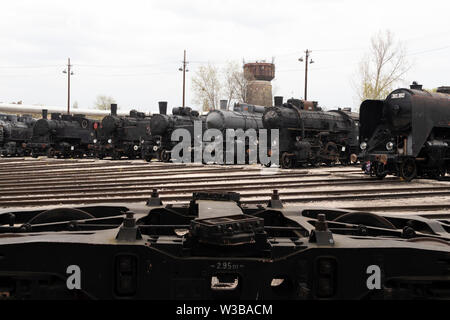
400 158 417 182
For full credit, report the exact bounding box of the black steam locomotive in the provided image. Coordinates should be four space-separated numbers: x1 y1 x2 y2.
28 110 99 158
0 190 449 299
204 102 266 164
0 113 35 156
97 104 152 160
263 97 360 168
141 102 204 162
359 83 450 181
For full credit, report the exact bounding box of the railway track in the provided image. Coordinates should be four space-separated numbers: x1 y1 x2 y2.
2 157 450 215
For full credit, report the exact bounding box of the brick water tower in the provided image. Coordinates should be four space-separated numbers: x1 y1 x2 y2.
244 61 275 107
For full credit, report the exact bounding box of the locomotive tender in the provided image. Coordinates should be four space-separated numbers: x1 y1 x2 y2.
0 114 35 156
28 110 99 158
263 96 360 168
359 82 450 181
0 190 449 299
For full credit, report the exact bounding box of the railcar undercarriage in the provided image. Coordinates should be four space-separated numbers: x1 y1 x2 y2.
0 190 449 300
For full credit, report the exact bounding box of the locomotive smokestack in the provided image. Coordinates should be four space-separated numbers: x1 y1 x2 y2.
42 109 48 119
274 96 283 107
110 104 118 116
220 100 228 110
410 81 423 90
159 101 167 115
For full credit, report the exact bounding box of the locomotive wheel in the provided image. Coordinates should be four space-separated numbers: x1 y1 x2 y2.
112 150 121 160
47 148 56 158
400 158 417 182
309 159 320 168
333 211 396 229
160 149 171 162
324 160 334 167
28 208 95 225
281 152 294 169
322 142 339 164
374 163 387 179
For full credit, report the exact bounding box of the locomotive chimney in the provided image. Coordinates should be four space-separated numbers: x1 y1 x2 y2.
220 100 228 110
110 104 118 116
410 81 423 90
159 101 167 115
42 109 48 119
274 96 283 107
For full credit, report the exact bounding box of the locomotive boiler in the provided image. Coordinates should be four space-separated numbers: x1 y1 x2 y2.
204 102 266 164
263 96 359 168
28 110 99 158
0 114 35 156
141 102 204 162
97 104 151 160
359 82 450 181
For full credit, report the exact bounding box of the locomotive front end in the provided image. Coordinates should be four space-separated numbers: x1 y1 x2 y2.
359 89 415 179
359 82 450 181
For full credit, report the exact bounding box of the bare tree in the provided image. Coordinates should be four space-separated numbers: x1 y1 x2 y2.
222 61 252 108
356 30 410 102
191 64 221 112
222 61 239 109
94 95 116 110
234 66 252 104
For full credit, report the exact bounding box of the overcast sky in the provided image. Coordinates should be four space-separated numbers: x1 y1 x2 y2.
0 0 449 113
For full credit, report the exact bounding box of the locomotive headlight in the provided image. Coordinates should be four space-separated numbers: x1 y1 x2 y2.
153 146 158 152
133 145 139 151
93 139 97 144
386 141 394 151
360 142 367 150
108 139 112 144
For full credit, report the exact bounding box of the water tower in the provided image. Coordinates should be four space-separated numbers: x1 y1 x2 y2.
243 61 275 107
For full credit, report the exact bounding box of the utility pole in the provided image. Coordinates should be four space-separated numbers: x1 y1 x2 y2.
63 58 74 114
298 49 314 100
178 50 189 107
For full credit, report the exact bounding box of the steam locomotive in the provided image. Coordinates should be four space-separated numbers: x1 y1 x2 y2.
0 190 449 299
28 110 100 158
141 101 204 162
0 113 36 156
263 96 360 168
359 82 450 181
97 104 152 160
0 96 360 167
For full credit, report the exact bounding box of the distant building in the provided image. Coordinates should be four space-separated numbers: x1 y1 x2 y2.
243 61 275 107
